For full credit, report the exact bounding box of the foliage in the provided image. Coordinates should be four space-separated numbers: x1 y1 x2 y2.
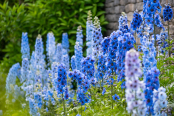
0 0 108 75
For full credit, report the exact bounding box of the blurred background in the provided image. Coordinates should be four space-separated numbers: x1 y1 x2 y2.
0 0 107 115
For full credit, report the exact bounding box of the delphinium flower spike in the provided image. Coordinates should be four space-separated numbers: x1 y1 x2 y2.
163 4 173 57
76 26 83 46
71 55 76 71
54 64 68 115
92 16 103 59
6 63 21 98
153 87 168 116
163 4 173 22
46 32 56 65
125 49 146 116
86 10 93 56
157 31 168 55
130 10 143 31
62 54 69 72
21 32 30 59
75 42 83 71
55 43 62 64
62 33 69 53
143 0 163 50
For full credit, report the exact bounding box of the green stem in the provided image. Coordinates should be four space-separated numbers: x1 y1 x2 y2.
168 21 171 57
124 88 126 111
153 14 157 58
62 93 66 116
81 104 82 116
111 82 113 110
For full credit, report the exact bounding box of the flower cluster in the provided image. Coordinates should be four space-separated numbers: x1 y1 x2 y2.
46 32 56 64
86 10 93 56
62 33 69 53
125 49 146 116
55 64 67 94
21 32 30 59
75 42 83 71
76 26 83 46
101 36 110 54
157 31 168 54
92 16 103 59
153 87 168 116
130 10 143 31
163 4 173 21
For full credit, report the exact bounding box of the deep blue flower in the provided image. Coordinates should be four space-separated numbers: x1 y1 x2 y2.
163 4 173 21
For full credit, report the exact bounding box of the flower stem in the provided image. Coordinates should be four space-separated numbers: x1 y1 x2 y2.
81 104 82 116
168 21 171 57
111 80 113 110
62 93 66 116
153 14 157 58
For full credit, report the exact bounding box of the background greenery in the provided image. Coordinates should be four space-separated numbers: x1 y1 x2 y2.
0 0 108 115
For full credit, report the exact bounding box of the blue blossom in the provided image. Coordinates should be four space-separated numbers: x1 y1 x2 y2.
92 16 103 59
75 42 83 71
112 94 120 101
21 32 30 59
153 87 168 115
102 88 106 95
55 43 62 64
21 58 29 83
62 33 69 51
86 10 93 56
131 10 143 31
101 36 110 54
71 55 76 71
76 26 83 46
6 63 21 96
46 32 56 64
163 4 173 21
62 54 69 72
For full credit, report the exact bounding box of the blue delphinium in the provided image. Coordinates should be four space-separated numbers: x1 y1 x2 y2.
125 49 146 116
163 4 173 22
101 36 110 54
131 10 143 31
68 70 90 106
68 70 84 86
75 42 83 71
102 88 106 95
143 0 163 32
71 55 76 71
153 87 168 116
117 32 136 83
92 16 103 59
112 94 120 101
62 33 69 53
21 32 30 59
55 43 62 64
29 98 38 116
46 32 56 65
81 56 95 85
62 54 69 72
35 35 45 72
76 26 83 46
157 31 168 54
6 63 21 96
55 64 67 94
86 10 93 56
77 86 90 105
97 54 106 81
118 12 130 33
21 58 29 83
